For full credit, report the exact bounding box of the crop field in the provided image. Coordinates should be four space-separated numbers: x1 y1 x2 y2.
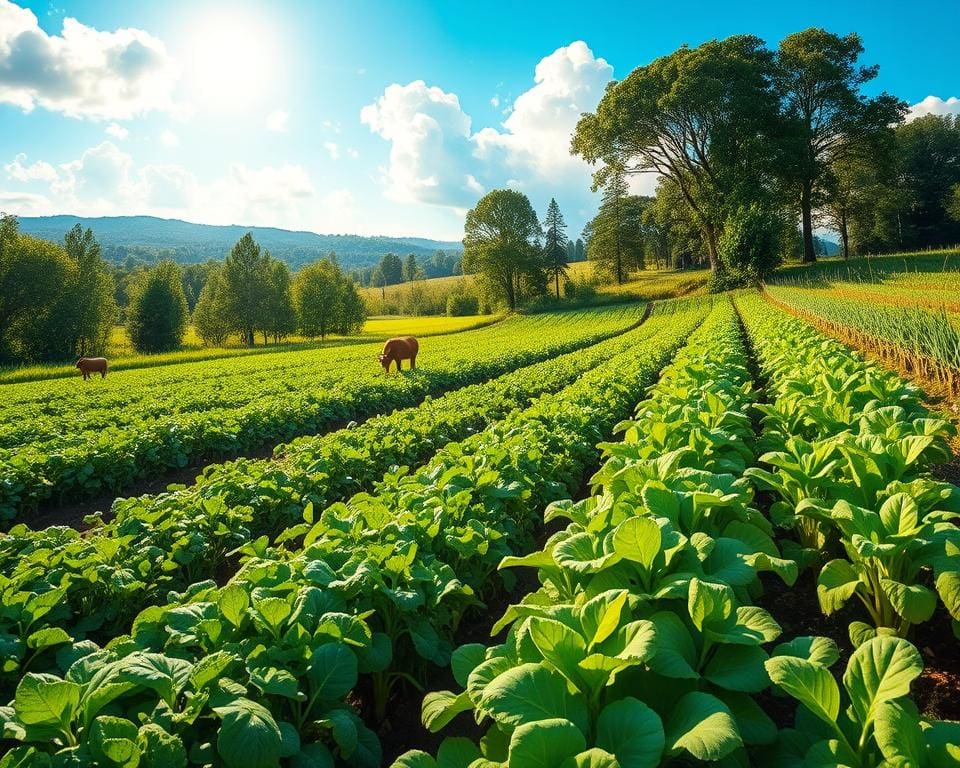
0 305 649 522
0 315 502 386
1 290 958 768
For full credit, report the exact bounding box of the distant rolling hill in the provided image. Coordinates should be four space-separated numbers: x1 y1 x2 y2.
15 215 463 270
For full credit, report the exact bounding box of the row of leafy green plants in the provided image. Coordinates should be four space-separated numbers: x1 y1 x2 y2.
0 306 705 766
0 306 647 522
394 296 960 768
737 293 960 644
0 309 689 682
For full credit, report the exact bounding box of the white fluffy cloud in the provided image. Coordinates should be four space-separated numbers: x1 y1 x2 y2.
0 0 179 120
4 152 58 183
474 41 612 178
105 123 130 140
0 141 341 230
361 41 621 218
323 141 340 160
907 95 960 121
266 109 289 132
361 79 483 208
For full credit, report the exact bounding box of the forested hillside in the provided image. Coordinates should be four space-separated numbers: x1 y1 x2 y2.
15 215 463 269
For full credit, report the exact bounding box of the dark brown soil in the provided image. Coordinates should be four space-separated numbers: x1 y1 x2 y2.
757 568 960 724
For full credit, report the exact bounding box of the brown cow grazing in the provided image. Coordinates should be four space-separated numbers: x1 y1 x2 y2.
76 357 108 380
378 336 418 374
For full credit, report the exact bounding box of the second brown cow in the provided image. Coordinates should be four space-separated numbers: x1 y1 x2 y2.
76 357 109 380
378 336 418 374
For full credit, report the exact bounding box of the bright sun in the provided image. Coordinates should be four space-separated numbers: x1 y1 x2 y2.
182 10 280 111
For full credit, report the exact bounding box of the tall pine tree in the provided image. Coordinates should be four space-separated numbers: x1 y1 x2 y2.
542 198 569 298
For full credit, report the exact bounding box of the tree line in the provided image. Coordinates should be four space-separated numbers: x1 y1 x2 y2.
568 28 960 286
0 218 366 364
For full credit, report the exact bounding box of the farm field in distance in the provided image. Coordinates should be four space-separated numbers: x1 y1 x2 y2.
3 3 960 766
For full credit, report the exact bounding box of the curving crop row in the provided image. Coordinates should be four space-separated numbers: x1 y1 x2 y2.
0 306 704 767
396 297 958 768
737 293 960 645
0 305 648 522
0 310 689 677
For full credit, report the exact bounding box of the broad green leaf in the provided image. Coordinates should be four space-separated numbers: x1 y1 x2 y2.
554 533 617 574
560 748 619 768
873 700 924 765
580 590 629 648
879 579 937 625
290 743 335 768
390 752 436 768
507 718 585 768
189 651 235 691
688 579 733 632
450 644 486 689
253 597 291 630
935 571 960 620
477 664 589 734
321 709 357 757
842 636 922 731
764 656 840 725
25 628 72 651
721 692 776 746
14 673 80 726
421 691 473 733
925 720 960 768
307 643 358 701
816 560 861 615
703 645 769 693
664 691 741 762
595 697 664 768
436 736 482 768
356 632 392 675
772 636 839 668
218 586 249 629
279 721 301 759
647 612 697 679
214 698 282 768
115 653 193 706
137 723 188 768
89 715 139 766
612 517 662 569
529 617 586 688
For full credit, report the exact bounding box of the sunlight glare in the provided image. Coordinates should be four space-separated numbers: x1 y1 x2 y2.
182 9 280 112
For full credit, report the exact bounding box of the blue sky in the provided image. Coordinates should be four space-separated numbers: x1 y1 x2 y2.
1 0 957 241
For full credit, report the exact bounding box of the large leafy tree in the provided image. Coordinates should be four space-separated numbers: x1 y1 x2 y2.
295 258 366 340
192 266 233 346
542 198 569 297
462 189 545 310
222 233 270 346
62 225 116 358
573 35 780 272
259 260 298 344
776 28 906 263
126 260 188 353
0 216 70 363
894 115 960 248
